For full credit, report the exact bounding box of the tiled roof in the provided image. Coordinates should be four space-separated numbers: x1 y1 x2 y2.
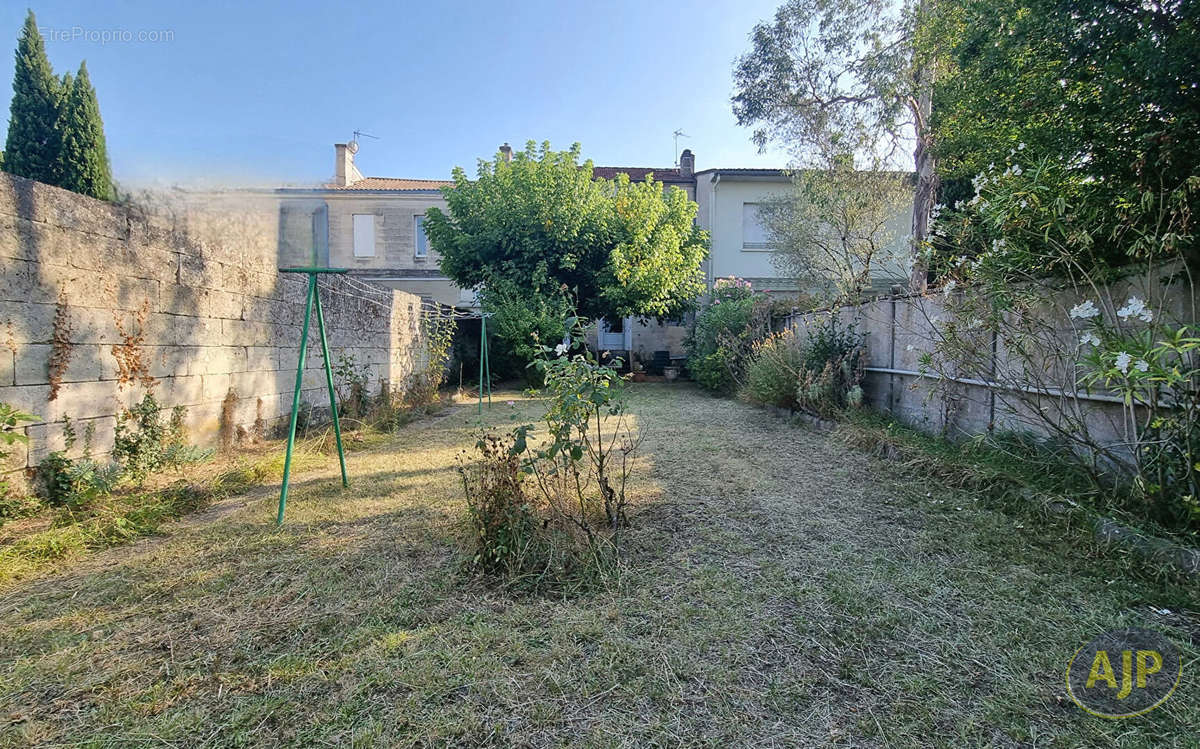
692 167 789 178
332 177 453 191
333 167 695 192
591 166 692 183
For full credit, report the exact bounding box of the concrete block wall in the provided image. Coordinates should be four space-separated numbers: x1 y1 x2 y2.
786 292 1144 447
0 174 425 473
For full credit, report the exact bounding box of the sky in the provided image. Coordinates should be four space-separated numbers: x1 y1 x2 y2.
0 0 791 188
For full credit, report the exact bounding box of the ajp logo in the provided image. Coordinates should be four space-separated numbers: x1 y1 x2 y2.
1066 628 1181 719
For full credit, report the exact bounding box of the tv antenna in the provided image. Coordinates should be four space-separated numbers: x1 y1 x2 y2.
673 129 690 166
350 129 379 150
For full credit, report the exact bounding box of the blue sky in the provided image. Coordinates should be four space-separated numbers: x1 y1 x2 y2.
0 0 790 187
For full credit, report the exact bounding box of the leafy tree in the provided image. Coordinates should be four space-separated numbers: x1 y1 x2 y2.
3 11 62 183
425 141 708 351
928 0 1199 271
54 62 112 201
732 0 939 289
761 160 911 304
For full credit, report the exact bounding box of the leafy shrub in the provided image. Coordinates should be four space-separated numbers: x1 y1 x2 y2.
36 452 120 508
112 393 200 483
406 313 456 407
0 403 38 520
687 278 782 394
741 331 806 409
795 318 866 418
459 433 540 575
459 312 640 591
332 353 370 420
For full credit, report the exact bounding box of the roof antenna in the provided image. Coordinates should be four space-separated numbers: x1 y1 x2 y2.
350 129 379 150
672 129 690 166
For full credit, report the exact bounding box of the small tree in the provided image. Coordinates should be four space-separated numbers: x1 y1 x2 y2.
3 11 62 184
424 142 708 355
54 62 112 201
760 159 911 304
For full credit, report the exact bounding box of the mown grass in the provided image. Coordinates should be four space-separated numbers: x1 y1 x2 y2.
838 407 1200 549
0 385 1196 747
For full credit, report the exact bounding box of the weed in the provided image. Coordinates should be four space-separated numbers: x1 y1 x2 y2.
47 290 74 400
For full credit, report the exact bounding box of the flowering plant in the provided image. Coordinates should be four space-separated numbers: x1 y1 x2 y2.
921 157 1200 532
510 312 639 552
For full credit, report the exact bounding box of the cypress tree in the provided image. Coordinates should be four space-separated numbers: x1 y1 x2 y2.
55 61 112 201
3 11 61 182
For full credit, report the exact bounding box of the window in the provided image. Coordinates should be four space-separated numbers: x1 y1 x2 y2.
352 214 375 257
742 203 772 250
414 215 428 258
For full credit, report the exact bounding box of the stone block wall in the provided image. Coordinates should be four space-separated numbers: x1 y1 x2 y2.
0 174 425 473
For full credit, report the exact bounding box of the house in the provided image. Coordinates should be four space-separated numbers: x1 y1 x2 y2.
276 141 463 307
694 167 912 298
276 142 906 364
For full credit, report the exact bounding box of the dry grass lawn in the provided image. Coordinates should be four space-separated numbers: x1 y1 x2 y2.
1 384 1197 747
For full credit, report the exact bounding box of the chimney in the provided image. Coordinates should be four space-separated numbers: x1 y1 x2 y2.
679 148 695 179
499 142 513 163
334 141 363 187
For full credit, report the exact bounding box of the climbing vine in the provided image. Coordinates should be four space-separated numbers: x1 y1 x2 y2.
111 299 155 390
48 290 74 400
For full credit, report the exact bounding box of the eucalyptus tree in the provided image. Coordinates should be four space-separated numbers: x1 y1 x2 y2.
732 0 938 290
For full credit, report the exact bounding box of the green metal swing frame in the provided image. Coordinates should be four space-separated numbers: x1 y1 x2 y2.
275 268 493 525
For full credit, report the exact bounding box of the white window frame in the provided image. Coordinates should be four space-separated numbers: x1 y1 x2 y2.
414 215 428 258
742 202 773 251
352 214 376 258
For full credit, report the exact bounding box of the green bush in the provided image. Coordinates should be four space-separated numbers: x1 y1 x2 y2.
36 452 120 508
0 402 38 521
686 278 779 394
112 393 202 483
741 331 805 409
795 318 866 418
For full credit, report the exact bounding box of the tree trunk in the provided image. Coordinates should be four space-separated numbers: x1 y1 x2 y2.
909 0 938 294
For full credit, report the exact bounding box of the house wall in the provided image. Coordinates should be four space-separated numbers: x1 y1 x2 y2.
695 176 793 289
0 174 426 474
696 173 912 295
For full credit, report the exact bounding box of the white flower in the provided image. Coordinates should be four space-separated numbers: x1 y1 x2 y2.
1115 351 1132 374
1134 359 1150 373
1019 199 1028 209
1069 300 1100 319
1079 332 1100 347
906 344 916 351
942 280 957 297
554 342 568 356
1018 142 1027 150
1011 164 1023 176
1116 296 1153 322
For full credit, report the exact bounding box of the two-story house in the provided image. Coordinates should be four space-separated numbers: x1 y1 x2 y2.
277 142 909 363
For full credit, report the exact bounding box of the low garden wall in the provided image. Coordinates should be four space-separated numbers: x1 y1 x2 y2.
0 173 424 473
786 285 1188 449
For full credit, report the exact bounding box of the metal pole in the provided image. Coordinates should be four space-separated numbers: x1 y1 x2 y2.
278 274 316 525
478 316 485 415
314 280 348 488
483 316 492 407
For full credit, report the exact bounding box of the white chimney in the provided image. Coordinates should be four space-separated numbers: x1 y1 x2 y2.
334 141 364 187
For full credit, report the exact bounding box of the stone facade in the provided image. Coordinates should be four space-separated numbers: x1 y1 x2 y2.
0 173 426 474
